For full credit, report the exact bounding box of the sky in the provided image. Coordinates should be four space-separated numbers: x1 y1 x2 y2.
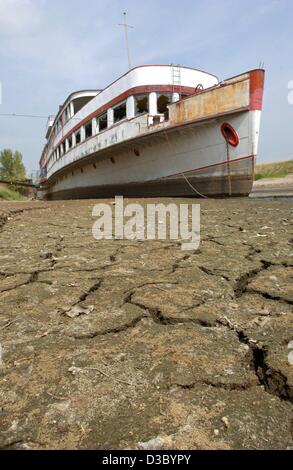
0 0 292 174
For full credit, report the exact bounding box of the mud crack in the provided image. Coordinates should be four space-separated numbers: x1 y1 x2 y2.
173 379 254 392
124 290 215 328
0 206 48 232
218 318 293 404
234 260 272 298
0 271 39 293
71 314 147 340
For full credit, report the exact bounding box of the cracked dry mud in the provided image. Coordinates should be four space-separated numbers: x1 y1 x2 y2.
0 198 292 450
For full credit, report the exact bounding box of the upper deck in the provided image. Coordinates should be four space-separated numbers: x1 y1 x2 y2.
40 65 219 177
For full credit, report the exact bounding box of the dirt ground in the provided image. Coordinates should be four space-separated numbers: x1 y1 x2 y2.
0 197 292 450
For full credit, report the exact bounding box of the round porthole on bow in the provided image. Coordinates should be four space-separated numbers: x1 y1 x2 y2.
221 123 239 147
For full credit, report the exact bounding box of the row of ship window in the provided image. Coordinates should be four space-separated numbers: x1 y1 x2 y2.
47 93 181 167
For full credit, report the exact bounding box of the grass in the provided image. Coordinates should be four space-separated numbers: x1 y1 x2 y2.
255 159 293 180
0 184 27 201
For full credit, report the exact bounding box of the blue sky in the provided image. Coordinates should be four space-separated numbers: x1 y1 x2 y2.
0 0 292 174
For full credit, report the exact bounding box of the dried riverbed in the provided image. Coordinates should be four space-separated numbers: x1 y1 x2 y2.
0 198 292 450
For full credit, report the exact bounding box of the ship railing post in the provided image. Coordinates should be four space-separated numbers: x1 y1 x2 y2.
80 125 86 142
108 108 114 128
127 96 135 119
70 102 74 118
92 118 97 136
149 92 158 116
172 92 180 102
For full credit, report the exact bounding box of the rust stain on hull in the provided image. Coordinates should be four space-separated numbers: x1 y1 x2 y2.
169 79 250 125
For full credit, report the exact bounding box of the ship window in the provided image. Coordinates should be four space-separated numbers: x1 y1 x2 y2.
114 102 127 123
68 135 72 149
135 94 149 115
157 93 172 118
61 142 65 155
97 112 108 131
85 121 92 139
75 130 81 145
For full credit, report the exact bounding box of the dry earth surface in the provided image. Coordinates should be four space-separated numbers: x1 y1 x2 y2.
0 198 292 450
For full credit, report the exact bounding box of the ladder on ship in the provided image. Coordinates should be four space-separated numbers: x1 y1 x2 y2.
171 64 182 98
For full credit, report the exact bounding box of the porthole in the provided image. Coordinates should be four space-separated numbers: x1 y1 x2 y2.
221 123 239 147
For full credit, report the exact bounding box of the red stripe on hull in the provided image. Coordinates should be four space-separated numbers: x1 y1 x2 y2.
250 70 265 111
165 154 255 179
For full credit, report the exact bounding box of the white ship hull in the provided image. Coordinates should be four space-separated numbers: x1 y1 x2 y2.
40 66 264 199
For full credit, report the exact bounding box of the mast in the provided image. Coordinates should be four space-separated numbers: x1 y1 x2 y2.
119 12 133 70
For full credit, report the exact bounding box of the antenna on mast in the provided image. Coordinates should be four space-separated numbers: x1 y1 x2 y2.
119 12 133 70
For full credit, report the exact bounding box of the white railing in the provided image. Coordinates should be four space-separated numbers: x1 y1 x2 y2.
46 114 165 179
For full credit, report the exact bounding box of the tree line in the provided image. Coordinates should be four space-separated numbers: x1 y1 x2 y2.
0 149 26 182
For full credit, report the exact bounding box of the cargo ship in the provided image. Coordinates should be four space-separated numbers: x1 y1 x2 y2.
39 65 265 199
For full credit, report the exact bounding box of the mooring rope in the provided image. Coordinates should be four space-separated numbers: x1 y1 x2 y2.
180 171 208 199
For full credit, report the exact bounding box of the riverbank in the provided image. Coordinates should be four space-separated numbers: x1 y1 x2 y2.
255 160 293 180
0 198 292 450
0 183 27 202
251 174 293 198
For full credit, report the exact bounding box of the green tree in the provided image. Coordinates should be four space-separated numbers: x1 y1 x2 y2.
13 151 26 180
0 149 26 181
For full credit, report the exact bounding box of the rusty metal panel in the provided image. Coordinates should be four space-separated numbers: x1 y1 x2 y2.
169 79 250 125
